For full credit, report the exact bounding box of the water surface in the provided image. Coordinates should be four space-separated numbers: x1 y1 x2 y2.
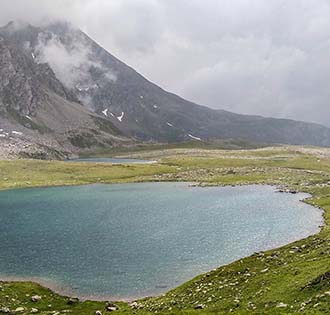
0 183 323 300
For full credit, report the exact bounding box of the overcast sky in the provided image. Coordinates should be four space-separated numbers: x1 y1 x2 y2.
1 0 330 125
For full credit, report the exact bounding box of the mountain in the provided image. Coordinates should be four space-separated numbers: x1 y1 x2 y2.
0 22 130 159
1 21 330 158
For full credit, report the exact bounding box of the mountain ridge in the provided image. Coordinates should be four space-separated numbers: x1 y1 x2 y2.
1 20 330 159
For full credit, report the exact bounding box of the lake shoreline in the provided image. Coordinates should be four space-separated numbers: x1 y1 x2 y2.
0 183 325 303
1 147 330 314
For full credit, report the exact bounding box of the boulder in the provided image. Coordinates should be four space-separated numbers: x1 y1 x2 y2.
130 302 138 308
0 307 10 313
14 307 25 312
106 307 117 312
67 297 79 305
105 302 119 312
194 304 205 309
31 295 42 302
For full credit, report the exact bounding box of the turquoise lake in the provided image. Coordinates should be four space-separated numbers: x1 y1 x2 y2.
0 183 323 300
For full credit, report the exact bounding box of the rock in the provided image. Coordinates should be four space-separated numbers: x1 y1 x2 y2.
276 302 288 308
14 307 25 312
129 302 142 309
194 304 205 309
31 295 42 302
106 307 117 312
31 308 38 313
67 297 79 305
0 307 10 313
128 302 144 309
95 311 102 315
105 302 119 312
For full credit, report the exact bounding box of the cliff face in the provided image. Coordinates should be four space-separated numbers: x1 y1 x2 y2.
0 36 38 115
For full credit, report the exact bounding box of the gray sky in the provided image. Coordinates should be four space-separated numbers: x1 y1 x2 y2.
1 0 330 125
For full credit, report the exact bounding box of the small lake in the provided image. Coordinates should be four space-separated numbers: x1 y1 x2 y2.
0 183 323 300
66 157 154 164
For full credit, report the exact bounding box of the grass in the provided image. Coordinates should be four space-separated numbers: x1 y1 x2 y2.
78 139 269 158
1 145 330 314
0 159 175 190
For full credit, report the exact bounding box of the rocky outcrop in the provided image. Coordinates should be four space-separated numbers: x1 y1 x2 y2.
0 36 39 115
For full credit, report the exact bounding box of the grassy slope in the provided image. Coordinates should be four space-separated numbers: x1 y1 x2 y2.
1 146 330 314
78 139 269 158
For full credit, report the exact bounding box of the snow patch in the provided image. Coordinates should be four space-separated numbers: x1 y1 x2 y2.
76 85 89 92
188 134 202 141
102 109 108 117
117 112 124 122
12 131 23 136
75 84 98 92
0 134 6 138
166 122 173 127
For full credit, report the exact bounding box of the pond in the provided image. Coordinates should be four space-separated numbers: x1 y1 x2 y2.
0 183 323 300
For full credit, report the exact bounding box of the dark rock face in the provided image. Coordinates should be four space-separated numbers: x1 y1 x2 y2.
0 36 38 115
1 20 330 153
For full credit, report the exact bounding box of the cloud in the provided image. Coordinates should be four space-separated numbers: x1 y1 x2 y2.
34 25 116 102
35 31 90 89
1 0 330 125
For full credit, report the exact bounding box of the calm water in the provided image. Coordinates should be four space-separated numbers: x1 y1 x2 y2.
67 157 154 164
0 183 323 300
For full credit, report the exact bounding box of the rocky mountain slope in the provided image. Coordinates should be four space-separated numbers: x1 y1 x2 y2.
0 22 130 159
1 21 330 159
